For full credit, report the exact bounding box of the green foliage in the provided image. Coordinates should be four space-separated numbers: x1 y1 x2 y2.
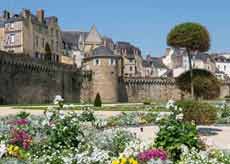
143 99 152 105
154 119 200 161
167 22 210 52
176 69 220 99
110 129 133 157
221 107 230 118
45 113 84 149
177 100 217 125
16 111 30 119
106 112 157 127
78 107 95 122
94 93 102 107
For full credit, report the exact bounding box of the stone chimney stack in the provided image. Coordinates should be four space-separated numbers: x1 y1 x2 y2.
36 9 44 23
3 10 10 19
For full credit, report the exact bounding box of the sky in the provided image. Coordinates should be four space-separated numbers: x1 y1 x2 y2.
1 0 230 56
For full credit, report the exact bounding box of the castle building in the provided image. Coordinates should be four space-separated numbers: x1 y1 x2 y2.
83 46 122 102
0 9 62 62
115 41 143 77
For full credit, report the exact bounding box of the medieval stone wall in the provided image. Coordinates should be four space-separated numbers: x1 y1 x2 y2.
0 51 83 104
120 78 182 102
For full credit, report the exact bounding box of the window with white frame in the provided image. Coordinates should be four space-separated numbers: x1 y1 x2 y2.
94 58 100 65
109 58 116 65
9 34 15 44
10 23 14 29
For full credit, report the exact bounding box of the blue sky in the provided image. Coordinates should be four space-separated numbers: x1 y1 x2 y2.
1 0 230 56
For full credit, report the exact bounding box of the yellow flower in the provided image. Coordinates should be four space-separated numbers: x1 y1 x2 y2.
121 157 127 164
7 145 19 156
112 159 120 164
14 146 19 151
132 160 138 164
129 158 138 164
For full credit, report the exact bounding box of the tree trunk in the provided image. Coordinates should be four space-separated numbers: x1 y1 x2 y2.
187 49 194 99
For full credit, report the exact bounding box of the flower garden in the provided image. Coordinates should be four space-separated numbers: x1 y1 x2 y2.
0 96 230 164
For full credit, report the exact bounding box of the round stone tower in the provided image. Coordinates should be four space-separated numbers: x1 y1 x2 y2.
83 46 122 103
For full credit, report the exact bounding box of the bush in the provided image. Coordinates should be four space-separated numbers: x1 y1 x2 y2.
176 69 220 100
177 100 217 125
143 99 151 105
154 119 201 161
94 93 102 107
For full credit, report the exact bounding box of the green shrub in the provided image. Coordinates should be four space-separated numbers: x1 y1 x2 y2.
225 96 230 103
94 93 102 107
154 119 201 161
16 111 30 119
177 100 217 125
143 99 151 105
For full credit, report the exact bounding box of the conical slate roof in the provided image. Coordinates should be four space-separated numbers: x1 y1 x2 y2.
85 25 102 44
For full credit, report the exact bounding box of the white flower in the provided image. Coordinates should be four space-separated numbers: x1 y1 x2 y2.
53 95 64 105
176 113 184 120
46 111 53 120
0 143 6 159
59 110 65 119
166 100 175 109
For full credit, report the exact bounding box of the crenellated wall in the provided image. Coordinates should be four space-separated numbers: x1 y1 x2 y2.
119 77 182 102
1 51 228 104
0 51 87 104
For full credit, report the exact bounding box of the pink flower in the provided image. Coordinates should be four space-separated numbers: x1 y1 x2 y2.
137 149 167 161
10 128 32 150
14 119 30 126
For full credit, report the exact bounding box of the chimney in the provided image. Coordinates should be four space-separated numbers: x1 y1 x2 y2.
36 9 44 23
3 10 10 19
21 9 31 19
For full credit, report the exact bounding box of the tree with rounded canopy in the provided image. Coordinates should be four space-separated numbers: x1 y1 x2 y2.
176 69 220 100
167 22 211 99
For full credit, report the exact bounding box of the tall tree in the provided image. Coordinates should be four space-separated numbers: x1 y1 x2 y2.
167 22 210 99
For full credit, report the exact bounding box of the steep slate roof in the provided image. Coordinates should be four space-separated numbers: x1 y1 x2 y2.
92 46 118 57
115 41 141 59
214 55 230 63
85 25 102 44
61 31 88 49
151 59 168 69
146 56 168 69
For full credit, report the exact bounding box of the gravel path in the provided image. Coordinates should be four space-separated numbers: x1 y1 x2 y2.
0 107 122 117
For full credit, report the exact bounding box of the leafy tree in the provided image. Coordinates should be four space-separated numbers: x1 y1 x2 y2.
45 43 52 61
94 93 102 107
167 22 211 99
176 69 220 99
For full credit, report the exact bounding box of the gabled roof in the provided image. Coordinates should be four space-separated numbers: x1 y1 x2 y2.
85 25 102 44
61 31 88 49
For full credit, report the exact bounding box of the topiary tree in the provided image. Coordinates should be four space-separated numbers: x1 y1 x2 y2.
176 69 220 99
45 43 52 61
94 93 102 107
167 22 211 99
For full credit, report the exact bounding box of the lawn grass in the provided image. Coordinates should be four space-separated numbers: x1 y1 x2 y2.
5 103 169 112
